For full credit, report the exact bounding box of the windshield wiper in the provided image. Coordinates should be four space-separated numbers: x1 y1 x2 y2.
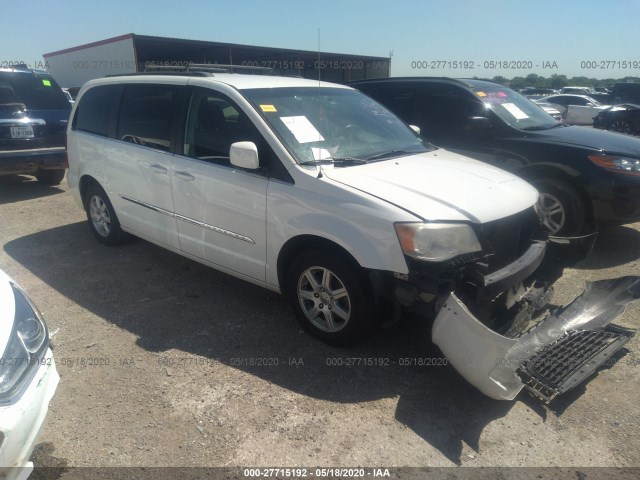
300 157 368 167
522 125 553 131
522 122 566 131
365 148 423 161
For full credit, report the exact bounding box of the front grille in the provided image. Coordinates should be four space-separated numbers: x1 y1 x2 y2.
517 327 635 402
476 207 542 272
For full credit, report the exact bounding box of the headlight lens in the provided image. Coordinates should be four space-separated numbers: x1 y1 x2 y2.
395 223 482 262
0 284 49 403
589 155 640 175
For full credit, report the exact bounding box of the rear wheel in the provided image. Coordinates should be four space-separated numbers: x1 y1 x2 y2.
532 178 587 236
35 169 65 186
84 184 131 245
286 250 373 345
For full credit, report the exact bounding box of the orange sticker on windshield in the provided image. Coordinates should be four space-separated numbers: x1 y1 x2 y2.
476 91 486 97
260 104 277 112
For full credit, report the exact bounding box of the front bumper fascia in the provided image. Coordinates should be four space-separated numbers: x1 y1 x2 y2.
432 276 639 401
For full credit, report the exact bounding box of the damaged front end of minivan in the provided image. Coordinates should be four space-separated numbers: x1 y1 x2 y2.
433 276 638 401
385 207 638 402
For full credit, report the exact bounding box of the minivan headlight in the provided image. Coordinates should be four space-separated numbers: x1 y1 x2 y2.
394 223 482 262
0 284 49 404
589 155 640 175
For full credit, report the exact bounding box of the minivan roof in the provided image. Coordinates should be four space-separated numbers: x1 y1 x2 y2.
83 73 352 91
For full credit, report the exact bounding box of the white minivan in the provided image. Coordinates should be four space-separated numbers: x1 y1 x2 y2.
66 72 637 401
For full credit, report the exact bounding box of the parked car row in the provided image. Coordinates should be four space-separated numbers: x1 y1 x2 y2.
533 94 608 125
519 83 640 133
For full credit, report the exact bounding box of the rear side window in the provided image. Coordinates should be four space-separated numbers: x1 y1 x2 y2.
117 84 177 152
73 85 121 137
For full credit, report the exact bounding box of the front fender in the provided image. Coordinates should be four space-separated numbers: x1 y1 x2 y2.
265 180 413 288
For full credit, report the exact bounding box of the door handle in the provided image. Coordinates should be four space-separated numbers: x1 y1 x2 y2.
174 170 195 181
150 163 168 174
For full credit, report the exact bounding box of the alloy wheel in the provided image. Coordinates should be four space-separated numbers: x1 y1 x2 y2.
537 193 566 234
89 195 112 237
297 266 351 332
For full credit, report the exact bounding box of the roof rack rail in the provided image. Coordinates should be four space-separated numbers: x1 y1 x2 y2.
142 63 274 75
106 71 216 78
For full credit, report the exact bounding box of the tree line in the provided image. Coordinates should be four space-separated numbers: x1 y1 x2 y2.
487 74 640 89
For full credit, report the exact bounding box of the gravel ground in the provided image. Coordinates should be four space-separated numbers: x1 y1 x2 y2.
1 174 639 479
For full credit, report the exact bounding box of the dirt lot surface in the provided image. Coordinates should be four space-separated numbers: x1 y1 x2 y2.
1 175 639 478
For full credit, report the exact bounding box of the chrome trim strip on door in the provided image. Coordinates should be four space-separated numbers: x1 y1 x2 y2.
173 213 256 244
120 195 256 244
120 195 174 217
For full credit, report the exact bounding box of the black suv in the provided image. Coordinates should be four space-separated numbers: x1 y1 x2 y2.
352 77 640 236
0 66 71 185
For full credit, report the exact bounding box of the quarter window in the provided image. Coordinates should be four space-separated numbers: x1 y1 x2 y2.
73 85 120 137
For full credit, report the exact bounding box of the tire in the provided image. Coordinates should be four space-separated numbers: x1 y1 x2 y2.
84 183 131 245
35 169 65 186
531 178 587 236
286 250 373 345
609 119 633 135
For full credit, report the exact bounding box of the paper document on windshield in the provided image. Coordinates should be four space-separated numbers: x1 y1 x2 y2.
280 116 325 144
311 147 334 160
501 103 529 120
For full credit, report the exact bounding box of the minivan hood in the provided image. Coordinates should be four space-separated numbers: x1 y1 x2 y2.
528 125 640 156
324 150 538 223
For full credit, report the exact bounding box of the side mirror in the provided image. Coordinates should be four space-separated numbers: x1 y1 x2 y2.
409 125 421 135
465 116 491 130
230 141 259 170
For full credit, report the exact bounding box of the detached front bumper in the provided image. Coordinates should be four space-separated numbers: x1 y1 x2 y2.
432 277 639 401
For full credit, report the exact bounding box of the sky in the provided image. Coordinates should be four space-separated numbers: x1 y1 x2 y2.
2 0 640 81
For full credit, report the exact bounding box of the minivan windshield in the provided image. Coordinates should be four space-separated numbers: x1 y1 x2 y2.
471 85 560 131
242 87 433 165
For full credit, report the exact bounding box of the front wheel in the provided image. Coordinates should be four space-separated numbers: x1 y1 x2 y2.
286 250 373 345
532 178 587 236
84 184 131 245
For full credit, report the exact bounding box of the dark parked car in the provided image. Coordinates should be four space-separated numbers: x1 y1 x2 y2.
593 104 640 135
351 77 640 236
0 65 70 185
611 82 640 104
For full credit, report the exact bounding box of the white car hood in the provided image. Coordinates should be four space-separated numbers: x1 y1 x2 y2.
0 270 16 355
324 150 539 223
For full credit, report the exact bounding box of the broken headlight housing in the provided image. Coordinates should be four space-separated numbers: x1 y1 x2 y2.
394 222 482 262
0 283 49 405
